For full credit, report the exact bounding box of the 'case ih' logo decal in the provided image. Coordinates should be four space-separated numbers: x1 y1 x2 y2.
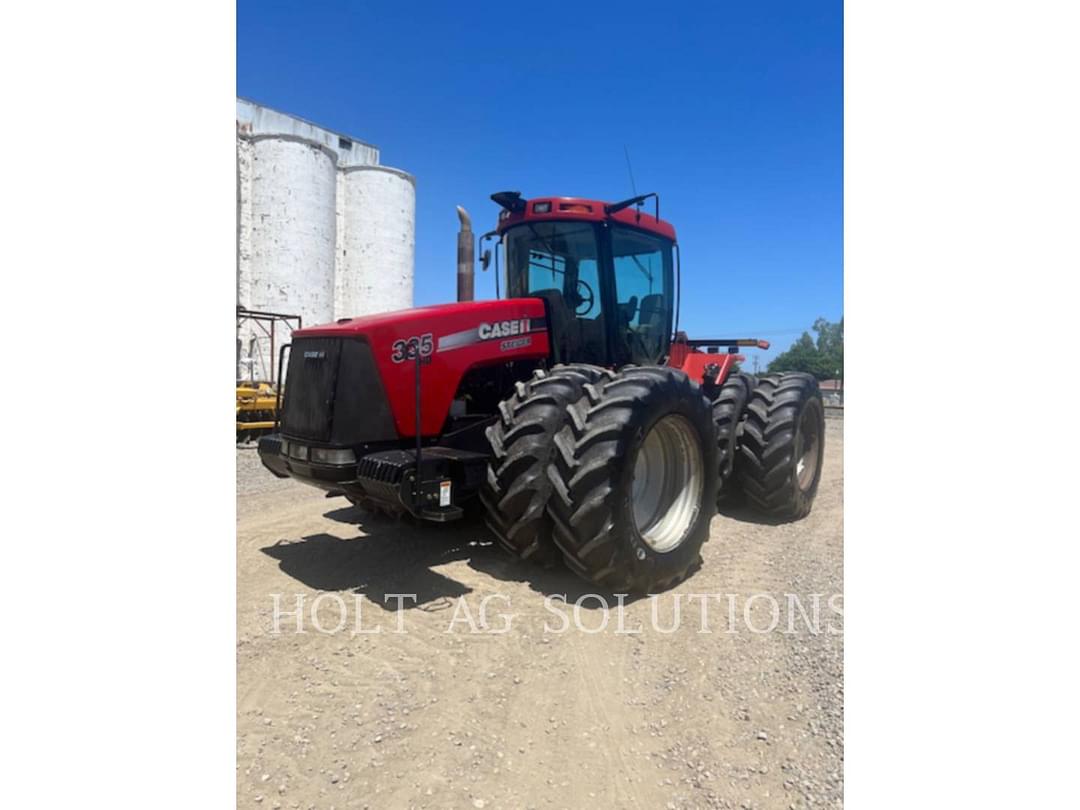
478 319 530 340
436 317 547 353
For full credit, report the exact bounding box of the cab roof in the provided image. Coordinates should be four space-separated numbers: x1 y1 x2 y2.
494 195 677 241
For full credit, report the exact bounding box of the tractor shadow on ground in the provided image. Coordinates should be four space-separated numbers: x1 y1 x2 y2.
260 501 650 611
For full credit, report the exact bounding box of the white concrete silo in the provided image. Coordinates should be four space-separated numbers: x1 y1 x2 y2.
247 134 338 323
237 134 337 380
336 166 416 319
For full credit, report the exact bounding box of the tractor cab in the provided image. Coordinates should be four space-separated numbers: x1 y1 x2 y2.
490 191 676 368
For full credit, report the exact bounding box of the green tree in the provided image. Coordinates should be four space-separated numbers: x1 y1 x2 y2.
767 317 843 381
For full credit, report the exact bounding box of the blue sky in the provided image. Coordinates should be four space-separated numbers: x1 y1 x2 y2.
238 0 842 369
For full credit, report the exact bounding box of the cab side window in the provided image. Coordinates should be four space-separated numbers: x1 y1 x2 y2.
611 227 673 364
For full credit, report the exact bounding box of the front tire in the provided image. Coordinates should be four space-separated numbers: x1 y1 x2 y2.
480 365 611 566
738 372 825 519
546 366 718 593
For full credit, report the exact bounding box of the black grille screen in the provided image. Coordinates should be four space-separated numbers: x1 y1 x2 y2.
281 337 398 445
280 338 341 441
331 339 398 444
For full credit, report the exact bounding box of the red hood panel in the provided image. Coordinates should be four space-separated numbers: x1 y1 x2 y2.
294 300 543 339
292 299 550 437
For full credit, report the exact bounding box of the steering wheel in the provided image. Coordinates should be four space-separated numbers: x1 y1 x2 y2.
572 279 595 315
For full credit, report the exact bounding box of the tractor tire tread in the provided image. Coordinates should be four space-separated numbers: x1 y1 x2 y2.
481 364 610 565
736 372 825 519
546 366 718 593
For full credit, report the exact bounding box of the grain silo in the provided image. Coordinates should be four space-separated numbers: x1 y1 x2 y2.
236 98 415 382
247 135 337 324
337 166 416 318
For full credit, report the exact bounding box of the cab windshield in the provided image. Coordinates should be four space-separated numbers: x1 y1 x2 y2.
503 220 674 366
505 221 605 364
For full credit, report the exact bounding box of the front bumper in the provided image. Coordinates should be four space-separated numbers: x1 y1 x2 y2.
257 434 358 488
257 434 487 521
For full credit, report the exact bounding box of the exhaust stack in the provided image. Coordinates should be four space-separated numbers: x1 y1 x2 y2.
456 206 474 302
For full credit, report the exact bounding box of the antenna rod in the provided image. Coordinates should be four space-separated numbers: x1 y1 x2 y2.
623 144 638 196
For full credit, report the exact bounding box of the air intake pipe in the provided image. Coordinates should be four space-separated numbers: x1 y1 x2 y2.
456 205 474 302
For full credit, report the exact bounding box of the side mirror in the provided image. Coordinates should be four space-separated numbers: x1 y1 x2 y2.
480 249 492 271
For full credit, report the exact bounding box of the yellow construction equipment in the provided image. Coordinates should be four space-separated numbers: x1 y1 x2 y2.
236 381 280 440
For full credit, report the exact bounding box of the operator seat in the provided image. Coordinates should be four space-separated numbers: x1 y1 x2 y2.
639 294 665 334
635 294 667 363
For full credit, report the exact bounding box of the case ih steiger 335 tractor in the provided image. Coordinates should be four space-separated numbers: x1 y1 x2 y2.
259 191 825 593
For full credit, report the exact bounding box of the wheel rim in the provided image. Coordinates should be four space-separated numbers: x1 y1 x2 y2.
794 401 822 491
631 414 704 553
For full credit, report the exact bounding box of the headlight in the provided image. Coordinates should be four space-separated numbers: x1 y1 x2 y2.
311 447 357 465
290 444 309 461
279 440 289 456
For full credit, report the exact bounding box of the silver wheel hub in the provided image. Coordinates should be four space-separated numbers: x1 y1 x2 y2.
794 401 822 492
631 414 704 553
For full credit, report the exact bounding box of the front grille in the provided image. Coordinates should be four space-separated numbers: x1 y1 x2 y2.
280 337 398 444
280 338 340 441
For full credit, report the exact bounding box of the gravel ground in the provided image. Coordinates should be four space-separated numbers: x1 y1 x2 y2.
237 441 298 498
237 419 843 809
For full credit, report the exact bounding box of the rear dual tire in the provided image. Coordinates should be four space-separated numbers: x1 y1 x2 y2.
712 372 755 504
738 372 825 519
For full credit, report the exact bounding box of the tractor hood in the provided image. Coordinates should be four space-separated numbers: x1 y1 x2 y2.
294 299 546 344
288 299 550 437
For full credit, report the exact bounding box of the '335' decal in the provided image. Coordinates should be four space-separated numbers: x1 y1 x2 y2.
390 333 433 363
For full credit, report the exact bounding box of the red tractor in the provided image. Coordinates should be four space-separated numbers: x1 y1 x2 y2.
259 191 825 592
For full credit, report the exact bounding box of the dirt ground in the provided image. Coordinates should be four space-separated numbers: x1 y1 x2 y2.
237 418 843 809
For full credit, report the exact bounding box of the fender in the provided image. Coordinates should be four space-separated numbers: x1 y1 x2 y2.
667 344 742 386
292 300 550 437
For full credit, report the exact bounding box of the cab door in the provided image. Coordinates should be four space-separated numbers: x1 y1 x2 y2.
606 225 676 366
